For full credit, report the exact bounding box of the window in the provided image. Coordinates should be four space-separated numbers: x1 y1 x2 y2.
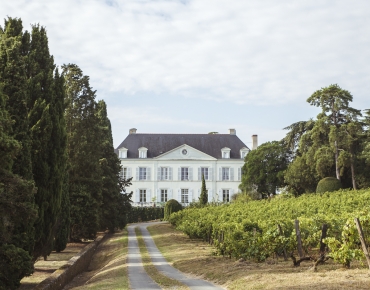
121 167 127 179
221 147 231 159
139 167 147 180
222 167 230 181
161 167 168 180
201 167 208 180
161 189 168 202
181 189 189 203
118 147 127 158
223 189 230 202
140 189 146 202
181 167 189 181
138 147 148 158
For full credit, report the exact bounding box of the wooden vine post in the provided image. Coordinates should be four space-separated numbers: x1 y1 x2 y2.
319 223 328 255
295 219 304 258
354 218 370 269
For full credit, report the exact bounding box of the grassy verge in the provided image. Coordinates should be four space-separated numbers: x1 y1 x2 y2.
135 227 189 290
148 223 370 290
64 229 129 290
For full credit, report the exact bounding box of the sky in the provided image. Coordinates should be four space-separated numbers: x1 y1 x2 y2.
1 0 369 148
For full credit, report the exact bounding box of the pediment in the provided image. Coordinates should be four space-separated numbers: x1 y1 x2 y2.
155 144 216 160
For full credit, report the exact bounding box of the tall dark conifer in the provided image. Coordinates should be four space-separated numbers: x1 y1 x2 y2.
63 63 102 240
27 25 67 260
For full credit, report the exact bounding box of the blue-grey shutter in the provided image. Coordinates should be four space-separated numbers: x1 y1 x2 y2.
189 167 193 181
208 189 212 202
157 167 161 181
198 168 201 181
136 189 139 202
169 189 173 199
189 189 193 203
178 189 181 203
219 168 222 181
238 167 241 181
136 168 139 180
209 168 213 181
169 167 173 180
147 189 151 202
147 167 151 181
157 189 160 202
230 168 234 181
178 168 181 181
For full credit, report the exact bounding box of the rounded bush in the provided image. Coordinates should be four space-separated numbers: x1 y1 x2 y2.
316 177 342 193
164 199 183 220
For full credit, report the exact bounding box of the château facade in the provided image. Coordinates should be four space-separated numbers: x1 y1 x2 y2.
116 128 257 206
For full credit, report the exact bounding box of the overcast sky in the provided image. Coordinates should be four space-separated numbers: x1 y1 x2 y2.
2 0 369 148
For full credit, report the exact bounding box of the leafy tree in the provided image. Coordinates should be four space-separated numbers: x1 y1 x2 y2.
307 84 362 182
240 141 291 198
199 174 208 205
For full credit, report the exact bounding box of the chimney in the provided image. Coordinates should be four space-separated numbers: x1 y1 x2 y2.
129 128 137 134
252 135 258 150
229 128 236 135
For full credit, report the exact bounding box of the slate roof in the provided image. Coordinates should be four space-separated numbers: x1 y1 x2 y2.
116 134 249 159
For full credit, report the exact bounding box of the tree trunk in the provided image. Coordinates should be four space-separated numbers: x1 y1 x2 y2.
350 148 357 190
335 140 341 181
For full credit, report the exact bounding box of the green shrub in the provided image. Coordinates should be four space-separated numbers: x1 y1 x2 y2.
164 199 183 220
316 177 342 193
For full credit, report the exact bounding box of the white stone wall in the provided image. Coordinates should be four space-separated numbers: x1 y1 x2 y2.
120 158 244 205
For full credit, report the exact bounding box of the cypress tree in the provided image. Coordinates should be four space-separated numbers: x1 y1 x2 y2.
199 174 208 206
0 84 37 289
27 25 67 260
63 63 102 240
0 18 37 286
97 100 132 232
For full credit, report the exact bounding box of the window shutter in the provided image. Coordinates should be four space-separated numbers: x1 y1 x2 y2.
147 189 151 202
136 189 139 202
219 168 222 181
178 168 181 181
157 167 161 180
230 168 234 181
238 167 241 181
147 167 151 181
169 189 173 199
178 189 181 203
136 168 139 180
218 189 222 201
209 168 213 181
230 189 234 196
127 168 132 179
157 189 160 202
189 189 193 202
198 167 201 181
189 167 193 181
169 167 173 180
208 189 212 202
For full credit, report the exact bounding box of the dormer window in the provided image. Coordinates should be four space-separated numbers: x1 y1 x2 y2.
240 147 250 159
221 147 231 159
138 147 148 158
118 147 128 159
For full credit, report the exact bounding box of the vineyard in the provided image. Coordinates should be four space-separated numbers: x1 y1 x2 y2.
169 189 370 268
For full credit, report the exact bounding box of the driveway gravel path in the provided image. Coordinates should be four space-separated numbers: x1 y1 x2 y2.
128 221 223 290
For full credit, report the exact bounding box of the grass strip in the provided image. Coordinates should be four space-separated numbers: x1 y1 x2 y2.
66 229 130 290
135 227 189 290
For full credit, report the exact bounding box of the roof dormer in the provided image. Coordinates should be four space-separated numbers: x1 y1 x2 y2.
118 147 128 159
221 147 231 159
240 147 250 159
138 147 148 158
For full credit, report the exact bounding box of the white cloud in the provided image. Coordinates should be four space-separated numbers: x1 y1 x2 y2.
2 0 370 106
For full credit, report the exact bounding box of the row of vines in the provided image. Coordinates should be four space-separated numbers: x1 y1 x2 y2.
169 189 370 268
